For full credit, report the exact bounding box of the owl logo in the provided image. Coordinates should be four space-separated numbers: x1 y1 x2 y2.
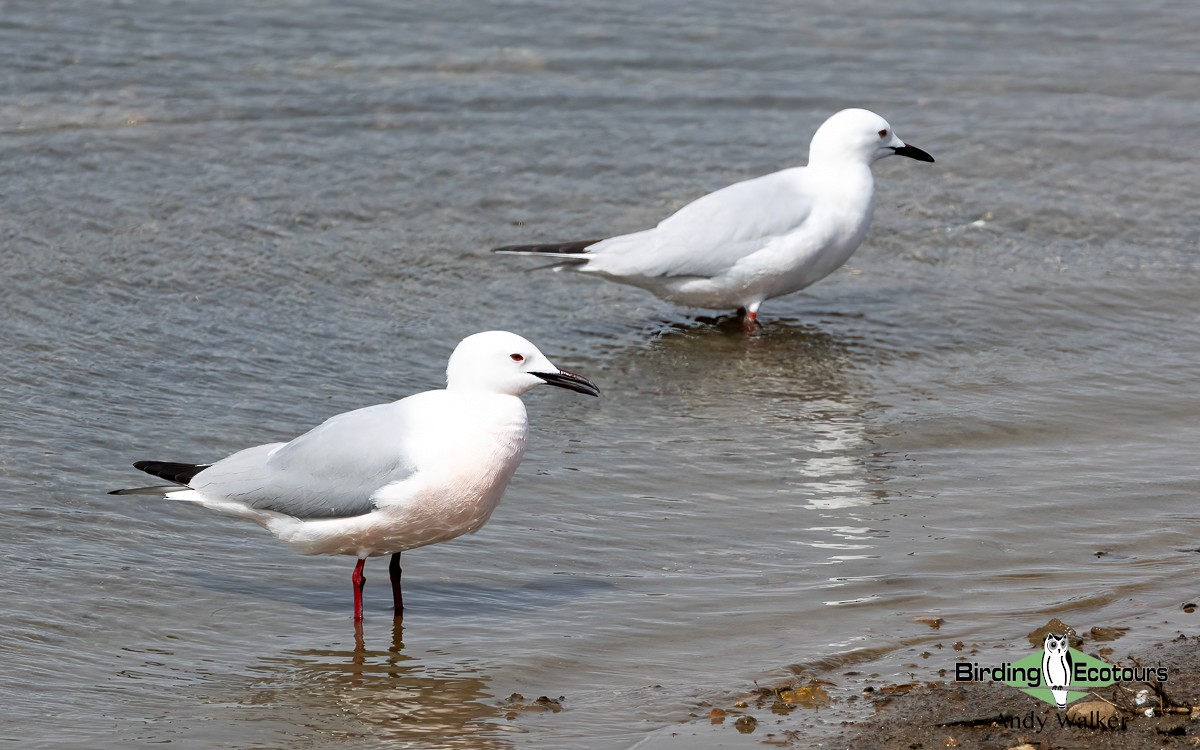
1041 633 1073 708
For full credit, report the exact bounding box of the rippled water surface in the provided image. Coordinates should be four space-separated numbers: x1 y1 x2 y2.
2 0 1198 747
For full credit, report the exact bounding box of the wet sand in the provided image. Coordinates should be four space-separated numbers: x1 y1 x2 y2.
684 623 1200 749
835 635 1200 749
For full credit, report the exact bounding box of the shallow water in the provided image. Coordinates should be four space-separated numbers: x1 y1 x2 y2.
2 0 1198 747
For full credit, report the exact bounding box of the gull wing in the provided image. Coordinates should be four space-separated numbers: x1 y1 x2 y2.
585 168 815 279
190 399 422 520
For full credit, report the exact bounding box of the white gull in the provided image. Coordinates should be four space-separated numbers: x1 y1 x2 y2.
111 331 600 623
494 108 934 328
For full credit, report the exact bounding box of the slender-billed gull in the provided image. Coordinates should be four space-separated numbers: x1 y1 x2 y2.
493 108 934 329
111 331 600 623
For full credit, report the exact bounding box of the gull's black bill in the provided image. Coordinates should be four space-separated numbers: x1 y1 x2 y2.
893 144 935 163
535 369 601 397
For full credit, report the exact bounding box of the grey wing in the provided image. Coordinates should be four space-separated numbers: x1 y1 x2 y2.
191 401 419 520
586 168 815 279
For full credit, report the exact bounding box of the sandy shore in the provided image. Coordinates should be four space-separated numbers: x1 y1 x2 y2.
685 622 1200 749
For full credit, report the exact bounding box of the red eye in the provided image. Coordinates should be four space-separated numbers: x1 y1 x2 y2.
878 129 889 138
510 353 525 363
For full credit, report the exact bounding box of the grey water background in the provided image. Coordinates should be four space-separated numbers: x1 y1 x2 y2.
2 0 1198 747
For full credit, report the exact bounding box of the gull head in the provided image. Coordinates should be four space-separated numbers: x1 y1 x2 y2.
808 108 934 167
446 331 600 397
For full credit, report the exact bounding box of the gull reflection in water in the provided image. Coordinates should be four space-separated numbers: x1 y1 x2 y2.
645 315 894 512
244 622 513 748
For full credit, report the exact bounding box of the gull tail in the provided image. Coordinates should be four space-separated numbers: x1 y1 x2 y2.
492 239 602 260
108 460 211 495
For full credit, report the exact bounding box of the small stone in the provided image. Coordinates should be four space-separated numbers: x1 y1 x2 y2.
733 715 757 734
532 696 563 713
915 616 944 630
777 685 832 707
708 707 726 724
1087 625 1128 642
1066 700 1121 725
943 737 960 747
1027 618 1080 647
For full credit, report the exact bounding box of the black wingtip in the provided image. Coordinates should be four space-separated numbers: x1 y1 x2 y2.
492 239 603 255
109 484 188 496
133 460 211 485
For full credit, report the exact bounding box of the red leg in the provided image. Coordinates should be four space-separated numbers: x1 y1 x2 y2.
389 552 404 621
742 311 761 333
742 303 763 333
352 558 366 623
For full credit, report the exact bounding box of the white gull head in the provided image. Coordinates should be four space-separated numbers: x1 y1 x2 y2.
445 331 600 397
807 108 935 167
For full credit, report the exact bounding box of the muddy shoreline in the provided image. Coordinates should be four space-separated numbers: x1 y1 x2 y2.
693 624 1200 748
834 632 1199 749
